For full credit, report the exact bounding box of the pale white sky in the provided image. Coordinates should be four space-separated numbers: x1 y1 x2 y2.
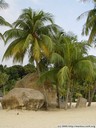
0 0 95 66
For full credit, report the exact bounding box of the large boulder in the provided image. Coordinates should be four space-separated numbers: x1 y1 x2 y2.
75 97 87 108
15 73 57 105
1 88 45 110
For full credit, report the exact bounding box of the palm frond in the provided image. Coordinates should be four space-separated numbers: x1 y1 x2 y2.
41 34 53 52
82 9 96 36
19 8 54 24
4 29 26 43
23 34 33 49
75 60 94 81
80 0 96 2
33 38 41 62
39 68 58 84
13 50 26 64
77 10 90 20
18 8 33 20
33 20 44 32
13 20 30 30
88 22 96 43
84 55 96 63
40 42 50 58
50 52 64 65
0 16 11 27
36 10 54 24
57 66 70 86
2 38 26 61
78 8 96 43
0 32 5 41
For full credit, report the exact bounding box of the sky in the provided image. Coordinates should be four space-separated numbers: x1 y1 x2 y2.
0 0 95 66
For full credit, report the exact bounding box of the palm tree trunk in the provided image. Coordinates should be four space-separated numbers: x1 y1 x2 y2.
56 84 60 108
65 84 70 110
85 92 87 99
35 61 48 110
88 83 96 106
42 84 48 110
69 91 72 108
69 82 73 108
35 61 40 77
88 87 91 103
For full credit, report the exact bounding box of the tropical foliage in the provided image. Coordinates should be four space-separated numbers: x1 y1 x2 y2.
3 8 55 76
39 32 96 109
0 64 36 93
0 1 96 110
78 0 96 43
0 0 11 41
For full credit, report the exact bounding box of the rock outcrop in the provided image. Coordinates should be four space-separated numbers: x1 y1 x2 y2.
1 88 45 110
76 97 87 108
15 73 57 105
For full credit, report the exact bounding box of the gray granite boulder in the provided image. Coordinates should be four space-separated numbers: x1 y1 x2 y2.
1 88 45 110
76 97 87 108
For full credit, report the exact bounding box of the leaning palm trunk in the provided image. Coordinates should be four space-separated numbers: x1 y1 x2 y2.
88 82 96 106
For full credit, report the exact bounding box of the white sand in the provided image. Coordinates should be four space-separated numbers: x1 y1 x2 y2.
0 103 96 128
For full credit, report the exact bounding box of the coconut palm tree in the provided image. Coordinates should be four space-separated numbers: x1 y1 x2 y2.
78 0 96 43
0 0 11 40
39 31 95 109
84 55 96 106
78 9 96 43
0 0 9 27
3 8 54 75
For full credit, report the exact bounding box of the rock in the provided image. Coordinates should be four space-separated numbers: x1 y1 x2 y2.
1 88 45 110
15 73 57 106
75 97 87 108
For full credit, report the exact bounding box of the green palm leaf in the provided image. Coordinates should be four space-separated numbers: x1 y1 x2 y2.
0 32 5 41
57 66 70 86
33 38 41 62
3 38 26 61
0 16 11 27
88 22 96 43
85 55 96 63
50 52 64 65
75 60 94 82
4 29 25 43
41 34 53 52
77 7 96 43
23 34 33 49
13 20 30 30
33 20 44 32
39 68 58 84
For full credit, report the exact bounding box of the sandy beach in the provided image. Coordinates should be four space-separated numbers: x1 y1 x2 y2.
0 103 96 128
